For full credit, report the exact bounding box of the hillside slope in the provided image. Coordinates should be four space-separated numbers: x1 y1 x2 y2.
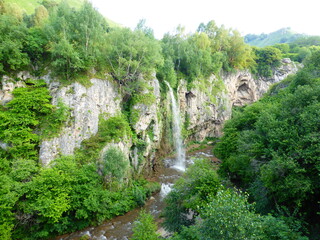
5 0 119 28
245 28 305 47
5 0 84 14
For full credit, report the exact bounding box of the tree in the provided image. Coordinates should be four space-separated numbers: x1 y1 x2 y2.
0 15 29 73
135 19 154 39
101 147 129 187
131 210 159 240
33 5 49 26
197 189 306 240
74 1 108 64
105 27 163 84
51 38 84 80
24 27 48 73
253 46 282 77
227 30 254 69
1 2 24 21
198 189 261 240
163 159 220 232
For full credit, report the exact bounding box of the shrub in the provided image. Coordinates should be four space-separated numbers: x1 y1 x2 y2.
131 210 160 240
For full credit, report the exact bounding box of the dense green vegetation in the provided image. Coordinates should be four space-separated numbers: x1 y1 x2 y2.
131 210 160 240
159 159 306 240
157 21 254 88
0 80 159 239
214 50 320 238
0 80 68 160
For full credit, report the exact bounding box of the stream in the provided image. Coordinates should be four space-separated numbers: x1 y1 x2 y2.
55 146 218 240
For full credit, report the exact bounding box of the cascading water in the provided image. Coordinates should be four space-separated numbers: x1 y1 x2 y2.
165 81 186 172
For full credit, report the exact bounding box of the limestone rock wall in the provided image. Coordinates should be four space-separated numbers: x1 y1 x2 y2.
130 78 162 172
39 78 121 165
38 76 162 169
223 58 299 107
0 58 299 167
178 58 299 141
178 76 229 141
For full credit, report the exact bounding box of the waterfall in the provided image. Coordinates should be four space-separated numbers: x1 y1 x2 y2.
165 81 186 171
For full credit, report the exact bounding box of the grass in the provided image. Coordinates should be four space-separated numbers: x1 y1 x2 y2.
7 0 85 14
8 0 121 28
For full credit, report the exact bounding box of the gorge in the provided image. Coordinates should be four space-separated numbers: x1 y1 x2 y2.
3 1 319 239
0 58 299 169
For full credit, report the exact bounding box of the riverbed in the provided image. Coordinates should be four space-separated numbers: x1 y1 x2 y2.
55 146 218 240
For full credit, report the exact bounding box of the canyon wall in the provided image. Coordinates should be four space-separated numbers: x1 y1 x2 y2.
178 58 299 141
0 58 299 169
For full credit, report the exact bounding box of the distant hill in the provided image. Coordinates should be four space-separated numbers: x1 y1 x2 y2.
244 28 306 47
5 0 119 28
5 0 85 14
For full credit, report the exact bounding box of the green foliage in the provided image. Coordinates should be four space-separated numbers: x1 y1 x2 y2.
131 92 156 106
51 37 84 80
75 113 132 164
163 159 220 232
198 189 306 240
105 27 163 83
44 1 109 80
6 0 84 15
215 50 320 233
1 155 158 239
252 46 282 77
0 14 29 74
24 27 49 75
33 5 49 26
131 210 160 240
99 114 132 142
159 20 254 88
0 174 17 240
170 189 307 240
40 98 70 139
198 189 260 240
0 80 67 160
101 147 129 188
156 57 177 88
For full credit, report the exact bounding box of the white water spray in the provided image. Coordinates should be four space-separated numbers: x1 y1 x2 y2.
165 81 186 171
160 183 173 198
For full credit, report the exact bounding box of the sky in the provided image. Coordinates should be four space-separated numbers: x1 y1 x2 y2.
90 0 319 39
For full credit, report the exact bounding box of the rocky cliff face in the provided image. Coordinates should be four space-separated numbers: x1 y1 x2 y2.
39 76 162 169
178 76 229 141
129 78 162 172
177 58 299 141
0 58 299 167
223 58 299 107
39 78 121 165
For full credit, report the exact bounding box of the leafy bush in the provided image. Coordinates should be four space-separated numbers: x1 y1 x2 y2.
0 80 67 160
197 189 306 240
75 114 132 164
105 27 163 83
170 189 307 240
252 46 282 77
99 114 132 142
0 14 29 74
101 146 129 187
163 158 220 232
8 156 158 239
131 210 160 240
